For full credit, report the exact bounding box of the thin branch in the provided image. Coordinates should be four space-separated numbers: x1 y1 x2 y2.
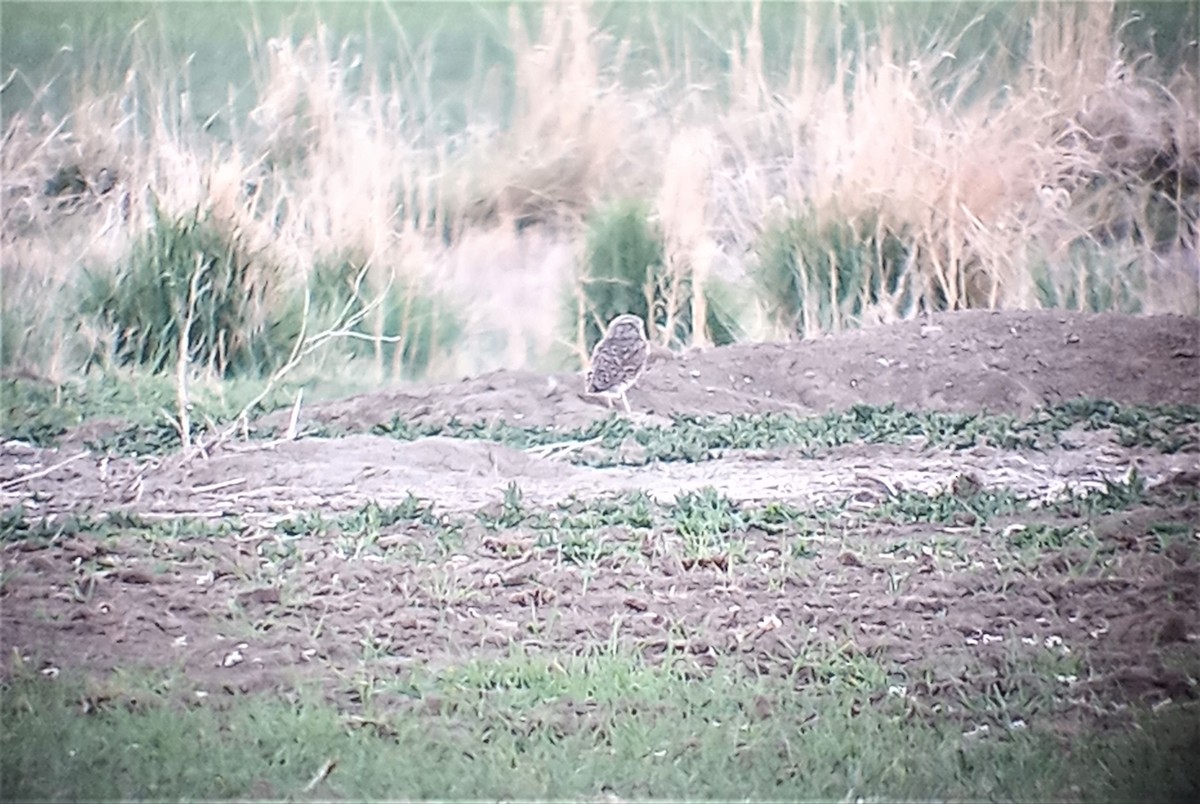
285 388 304 441
0 450 91 490
191 477 248 494
524 436 603 459
175 253 204 452
200 258 395 455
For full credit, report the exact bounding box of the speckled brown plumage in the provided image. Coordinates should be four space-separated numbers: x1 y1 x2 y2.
585 314 649 412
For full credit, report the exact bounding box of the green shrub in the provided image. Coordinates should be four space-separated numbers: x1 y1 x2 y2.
79 202 282 377
0 310 24 370
573 200 738 353
755 211 912 336
374 281 461 380
1032 239 1146 314
79 209 459 381
271 254 461 380
575 200 661 349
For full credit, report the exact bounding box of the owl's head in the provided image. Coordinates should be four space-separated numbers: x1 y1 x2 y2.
605 314 646 341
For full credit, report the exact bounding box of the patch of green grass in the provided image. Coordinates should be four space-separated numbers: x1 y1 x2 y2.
4 653 1199 802
0 506 242 544
555 490 657 531
0 374 297 450
756 468 1189 567
369 400 1200 468
11 384 1195 461
538 528 623 566
1052 468 1159 517
669 487 747 561
91 420 214 457
74 182 461 388
743 499 811 530
1004 522 1097 552
1149 520 1197 554
571 200 738 353
485 487 831 565
862 469 1190 557
755 210 914 335
1 375 179 445
1052 398 1200 453
870 480 1025 526
1031 238 1172 316
79 203 284 378
447 470 1185 571
482 480 527 529
273 497 454 561
68 237 456 413
275 496 442 537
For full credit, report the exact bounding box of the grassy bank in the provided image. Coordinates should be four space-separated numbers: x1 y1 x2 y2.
5 648 1198 800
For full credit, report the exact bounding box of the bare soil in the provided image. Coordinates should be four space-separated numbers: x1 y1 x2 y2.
2 309 1198 725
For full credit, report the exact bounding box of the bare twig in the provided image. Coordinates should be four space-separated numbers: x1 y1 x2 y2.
175 254 204 452
524 436 603 459
197 259 394 457
285 387 304 441
0 450 91 490
191 477 248 494
303 758 338 792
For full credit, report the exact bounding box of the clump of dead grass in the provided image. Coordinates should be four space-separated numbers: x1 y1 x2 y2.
735 2 1197 335
450 3 657 231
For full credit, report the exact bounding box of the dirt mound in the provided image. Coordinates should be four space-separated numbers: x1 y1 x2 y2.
167 435 602 515
9 425 1198 523
283 310 1199 433
8 309 1197 522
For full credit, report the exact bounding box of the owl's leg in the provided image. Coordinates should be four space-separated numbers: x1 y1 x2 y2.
620 391 632 413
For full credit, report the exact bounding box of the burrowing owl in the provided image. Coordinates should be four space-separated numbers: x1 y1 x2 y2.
586 313 649 412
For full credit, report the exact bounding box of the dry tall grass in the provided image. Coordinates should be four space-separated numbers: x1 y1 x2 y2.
2 1 1195 382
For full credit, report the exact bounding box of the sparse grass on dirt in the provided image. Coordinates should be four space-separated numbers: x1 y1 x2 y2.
0 373 303 453
5 369 1197 461
2 3 1198 798
352 399 1200 466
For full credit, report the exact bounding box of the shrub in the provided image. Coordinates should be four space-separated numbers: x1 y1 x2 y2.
573 200 738 354
754 211 913 337
79 202 281 377
1032 240 1147 314
270 254 462 381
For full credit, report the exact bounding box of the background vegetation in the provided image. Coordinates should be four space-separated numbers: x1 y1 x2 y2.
2 0 1197 383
